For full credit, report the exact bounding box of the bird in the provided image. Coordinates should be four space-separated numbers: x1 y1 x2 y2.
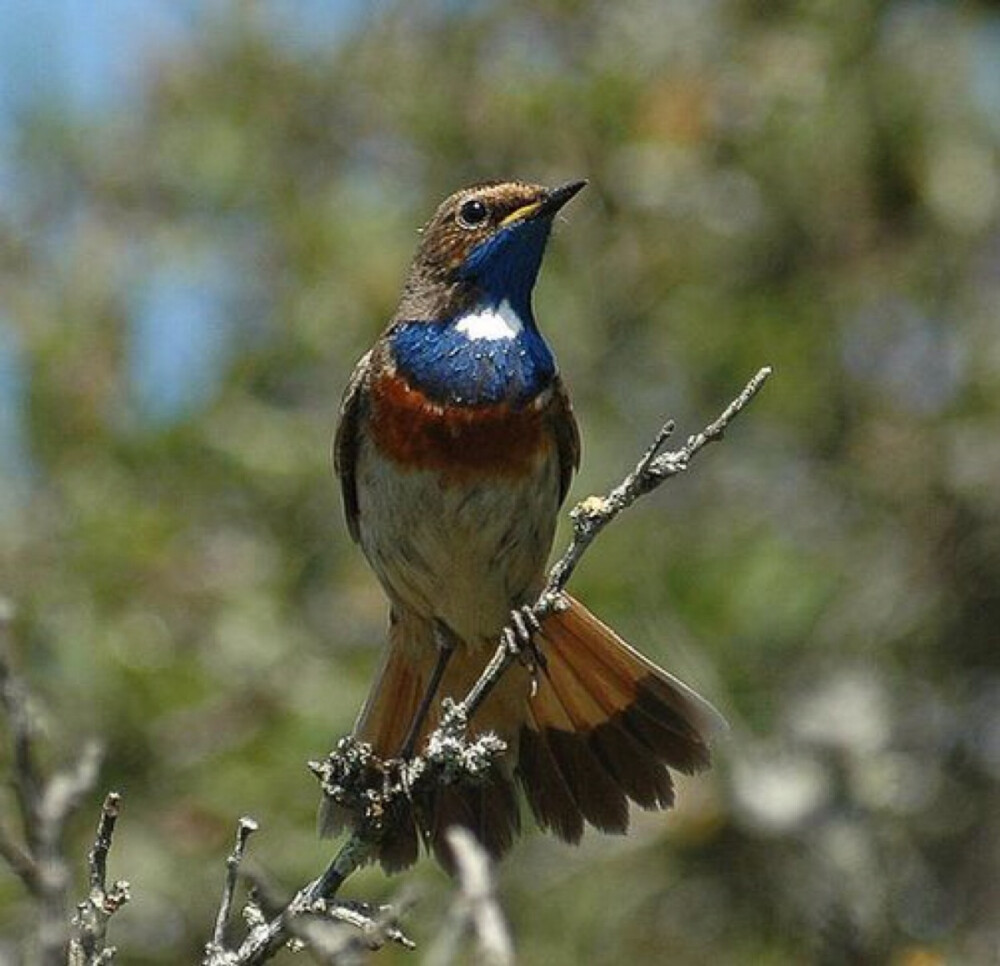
328 178 721 871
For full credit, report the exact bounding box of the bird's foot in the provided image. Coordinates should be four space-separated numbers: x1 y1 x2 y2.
502 606 546 678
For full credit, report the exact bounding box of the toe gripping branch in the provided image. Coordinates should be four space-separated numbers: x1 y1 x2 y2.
314 606 547 853
503 605 546 674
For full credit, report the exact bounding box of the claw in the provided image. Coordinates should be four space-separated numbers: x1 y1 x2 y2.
505 606 547 677
511 608 530 646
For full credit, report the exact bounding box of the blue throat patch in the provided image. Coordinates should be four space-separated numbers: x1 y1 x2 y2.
390 216 558 406
461 217 552 308
390 307 555 406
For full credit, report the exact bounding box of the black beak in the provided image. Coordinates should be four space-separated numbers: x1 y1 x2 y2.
538 179 588 217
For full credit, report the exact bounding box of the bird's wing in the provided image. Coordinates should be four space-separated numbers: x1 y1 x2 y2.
547 376 581 506
333 350 373 544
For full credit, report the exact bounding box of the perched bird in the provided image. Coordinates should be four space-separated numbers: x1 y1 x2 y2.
330 179 720 871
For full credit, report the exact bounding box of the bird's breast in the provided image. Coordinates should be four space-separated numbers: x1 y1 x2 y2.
368 368 552 484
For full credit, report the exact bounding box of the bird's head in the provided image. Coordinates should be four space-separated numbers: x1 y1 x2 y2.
398 179 586 320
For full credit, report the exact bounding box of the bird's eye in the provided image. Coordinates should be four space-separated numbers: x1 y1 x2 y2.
457 198 489 229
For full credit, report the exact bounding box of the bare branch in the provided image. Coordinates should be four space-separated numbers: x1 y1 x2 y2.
322 900 416 952
287 898 416 965
1 601 120 965
226 832 376 964
0 820 39 894
88 792 121 896
203 816 259 965
0 604 43 858
69 792 131 965
424 828 514 966
0 628 43 892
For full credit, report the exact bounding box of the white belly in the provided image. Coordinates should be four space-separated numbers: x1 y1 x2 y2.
354 434 561 647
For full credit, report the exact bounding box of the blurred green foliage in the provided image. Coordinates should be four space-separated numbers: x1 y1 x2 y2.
2 1 999 963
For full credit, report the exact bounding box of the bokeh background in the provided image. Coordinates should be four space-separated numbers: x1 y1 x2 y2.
2 1 999 963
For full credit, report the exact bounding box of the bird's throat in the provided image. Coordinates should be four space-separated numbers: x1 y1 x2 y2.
389 300 555 407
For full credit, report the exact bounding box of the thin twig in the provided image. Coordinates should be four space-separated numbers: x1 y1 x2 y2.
203 817 259 964
0 621 43 893
87 792 120 895
37 741 104 966
0 821 39 893
425 828 514 966
0 606 43 857
2 601 119 965
228 833 375 964
70 792 130 965
287 898 417 965
323 900 416 952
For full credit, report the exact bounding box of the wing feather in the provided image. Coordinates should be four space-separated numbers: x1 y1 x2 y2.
547 376 580 506
333 351 373 544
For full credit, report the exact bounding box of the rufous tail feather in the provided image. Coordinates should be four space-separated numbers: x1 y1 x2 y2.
518 595 722 846
322 596 721 873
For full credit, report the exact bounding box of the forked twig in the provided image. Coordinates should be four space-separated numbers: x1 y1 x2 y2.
1 604 127 965
70 792 131 965
203 816 259 964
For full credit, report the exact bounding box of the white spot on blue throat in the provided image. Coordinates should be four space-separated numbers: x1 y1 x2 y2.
453 299 524 342
390 300 556 407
